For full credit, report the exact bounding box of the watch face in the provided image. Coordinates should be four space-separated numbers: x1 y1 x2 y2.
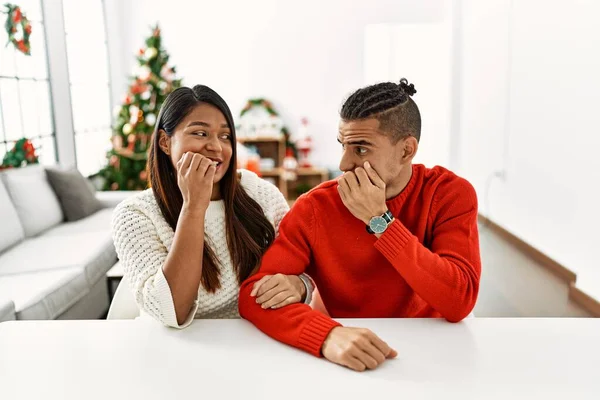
369 216 387 234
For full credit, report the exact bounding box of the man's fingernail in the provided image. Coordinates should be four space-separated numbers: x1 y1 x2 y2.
365 161 371 168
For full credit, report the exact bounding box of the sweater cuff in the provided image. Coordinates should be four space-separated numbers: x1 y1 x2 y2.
297 313 342 357
374 219 413 260
154 267 198 329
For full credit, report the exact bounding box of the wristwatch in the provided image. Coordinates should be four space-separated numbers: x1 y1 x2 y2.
366 210 394 234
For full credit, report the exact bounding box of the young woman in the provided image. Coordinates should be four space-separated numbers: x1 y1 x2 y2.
112 85 311 328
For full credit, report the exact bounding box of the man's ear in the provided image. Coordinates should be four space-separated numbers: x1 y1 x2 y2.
158 130 170 155
402 136 418 162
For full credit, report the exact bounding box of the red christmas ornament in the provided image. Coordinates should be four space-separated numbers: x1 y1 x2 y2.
139 170 147 181
16 40 27 53
130 81 147 95
12 7 21 23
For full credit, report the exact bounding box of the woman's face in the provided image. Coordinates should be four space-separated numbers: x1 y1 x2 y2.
160 103 233 184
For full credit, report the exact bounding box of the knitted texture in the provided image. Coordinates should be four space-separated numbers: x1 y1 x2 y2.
112 170 289 328
239 164 481 357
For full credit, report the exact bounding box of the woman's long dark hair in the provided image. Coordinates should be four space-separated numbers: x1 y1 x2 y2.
147 85 275 292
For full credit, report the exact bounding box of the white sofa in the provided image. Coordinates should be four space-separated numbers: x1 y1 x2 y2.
0 165 135 321
0 298 15 322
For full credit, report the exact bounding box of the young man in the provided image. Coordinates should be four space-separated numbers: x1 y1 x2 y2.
239 79 481 372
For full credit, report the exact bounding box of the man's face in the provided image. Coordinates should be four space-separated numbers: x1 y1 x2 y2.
337 118 409 187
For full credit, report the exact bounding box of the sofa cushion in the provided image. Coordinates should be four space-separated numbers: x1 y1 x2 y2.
0 165 63 237
0 179 25 253
95 190 138 209
45 167 103 222
43 208 114 237
0 298 16 322
0 267 89 320
0 231 117 287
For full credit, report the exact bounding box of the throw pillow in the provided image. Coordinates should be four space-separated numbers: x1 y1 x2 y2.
46 167 103 222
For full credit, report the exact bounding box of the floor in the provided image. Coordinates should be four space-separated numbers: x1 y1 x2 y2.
473 223 591 317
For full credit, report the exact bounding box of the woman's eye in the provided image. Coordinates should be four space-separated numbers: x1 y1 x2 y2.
220 134 231 140
192 131 207 136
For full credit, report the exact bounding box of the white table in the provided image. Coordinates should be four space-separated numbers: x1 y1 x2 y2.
0 318 599 399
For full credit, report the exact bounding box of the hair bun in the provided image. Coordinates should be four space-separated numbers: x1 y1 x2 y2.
399 78 417 97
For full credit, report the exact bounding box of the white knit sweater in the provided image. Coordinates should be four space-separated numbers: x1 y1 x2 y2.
111 170 290 328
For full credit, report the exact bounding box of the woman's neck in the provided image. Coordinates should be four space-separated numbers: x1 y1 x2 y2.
211 184 222 201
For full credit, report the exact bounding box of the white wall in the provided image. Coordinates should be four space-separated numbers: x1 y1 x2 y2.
108 0 444 170
364 10 454 168
42 0 76 168
103 0 132 112
459 0 600 299
105 0 600 299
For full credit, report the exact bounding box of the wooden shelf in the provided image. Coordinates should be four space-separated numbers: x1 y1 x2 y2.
237 136 284 144
257 167 328 178
296 167 328 177
238 136 328 200
259 168 283 177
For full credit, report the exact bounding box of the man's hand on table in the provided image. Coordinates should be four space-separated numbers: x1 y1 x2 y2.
321 327 397 372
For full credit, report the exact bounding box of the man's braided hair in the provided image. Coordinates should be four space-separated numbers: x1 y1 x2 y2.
340 78 421 143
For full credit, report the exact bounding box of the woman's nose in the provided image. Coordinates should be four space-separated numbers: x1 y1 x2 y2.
205 135 222 153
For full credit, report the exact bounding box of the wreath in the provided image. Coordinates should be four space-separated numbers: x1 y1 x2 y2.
3 3 31 55
240 98 295 152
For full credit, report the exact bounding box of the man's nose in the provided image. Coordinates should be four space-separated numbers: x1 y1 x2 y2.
339 150 355 172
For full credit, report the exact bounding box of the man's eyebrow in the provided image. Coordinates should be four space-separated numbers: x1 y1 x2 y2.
337 137 372 146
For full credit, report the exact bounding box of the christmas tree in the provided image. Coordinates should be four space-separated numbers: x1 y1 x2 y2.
100 24 181 190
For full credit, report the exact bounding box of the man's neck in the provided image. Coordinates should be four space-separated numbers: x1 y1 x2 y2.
385 164 413 200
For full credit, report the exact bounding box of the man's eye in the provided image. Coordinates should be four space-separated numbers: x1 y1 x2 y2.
356 147 368 155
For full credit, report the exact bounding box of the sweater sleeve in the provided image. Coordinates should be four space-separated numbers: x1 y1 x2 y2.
374 178 481 322
111 202 198 328
257 176 290 236
252 176 314 303
239 194 341 357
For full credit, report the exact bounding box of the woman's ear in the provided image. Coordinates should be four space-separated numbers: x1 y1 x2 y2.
158 130 171 155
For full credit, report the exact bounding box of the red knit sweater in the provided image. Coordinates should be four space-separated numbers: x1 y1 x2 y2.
239 164 481 357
